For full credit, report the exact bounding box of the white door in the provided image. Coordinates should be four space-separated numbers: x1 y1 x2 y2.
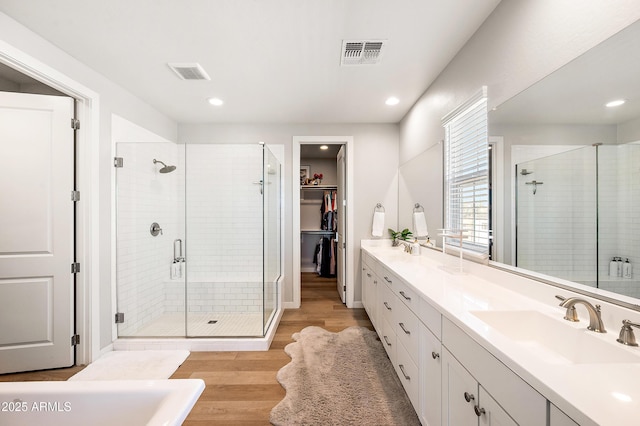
0 92 75 374
336 146 346 303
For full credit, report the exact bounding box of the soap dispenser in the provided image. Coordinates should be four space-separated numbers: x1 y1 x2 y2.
610 257 618 277
624 259 632 279
411 239 420 256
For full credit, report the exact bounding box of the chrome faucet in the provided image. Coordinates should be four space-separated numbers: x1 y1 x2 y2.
556 296 606 333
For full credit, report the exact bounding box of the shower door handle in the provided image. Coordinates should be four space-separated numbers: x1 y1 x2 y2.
253 180 263 194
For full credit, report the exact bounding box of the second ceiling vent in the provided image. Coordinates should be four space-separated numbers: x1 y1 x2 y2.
167 63 211 80
341 40 386 66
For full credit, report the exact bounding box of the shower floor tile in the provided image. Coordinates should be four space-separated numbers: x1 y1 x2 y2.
129 312 265 337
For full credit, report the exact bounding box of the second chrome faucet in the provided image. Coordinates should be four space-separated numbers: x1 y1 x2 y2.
556 295 607 333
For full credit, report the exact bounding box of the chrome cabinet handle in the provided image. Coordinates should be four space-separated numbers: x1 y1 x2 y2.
384 302 392 311
399 291 411 301
474 405 486 417
383 336 391 346
399 323 411 335
464 392 475 403
399 364 410 380
431 351 440 359
384 276 392 283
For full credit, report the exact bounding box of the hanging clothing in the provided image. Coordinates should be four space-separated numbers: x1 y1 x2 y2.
314 237 337 278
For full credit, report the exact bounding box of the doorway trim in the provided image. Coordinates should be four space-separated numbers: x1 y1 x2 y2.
292 136 355 308
0 40 101 365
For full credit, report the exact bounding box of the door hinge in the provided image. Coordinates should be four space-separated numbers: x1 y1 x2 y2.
343 285 346 292
71 334 80 346
71 119 80 130
115 312 125 324
114 157 124 168
71 262 80 274
71 190 80 202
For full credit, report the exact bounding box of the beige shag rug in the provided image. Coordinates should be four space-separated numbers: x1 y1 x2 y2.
270 326 420 426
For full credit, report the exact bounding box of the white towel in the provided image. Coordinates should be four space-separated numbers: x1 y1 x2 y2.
371 211 385 237
413 212 428 237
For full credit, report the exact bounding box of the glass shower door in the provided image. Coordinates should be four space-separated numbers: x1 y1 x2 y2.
115 141 186 337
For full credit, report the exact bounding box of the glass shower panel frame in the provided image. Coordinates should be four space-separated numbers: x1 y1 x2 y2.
263 145 281 334
115 141 186 337
516 146 597 286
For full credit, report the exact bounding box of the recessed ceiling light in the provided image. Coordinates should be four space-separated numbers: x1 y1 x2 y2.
605 99 626 108
385 97 400 106
320 145 328 150
208 97 224 106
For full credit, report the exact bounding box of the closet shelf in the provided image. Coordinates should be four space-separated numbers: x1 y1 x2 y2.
301 229 336 235
300 185 338 190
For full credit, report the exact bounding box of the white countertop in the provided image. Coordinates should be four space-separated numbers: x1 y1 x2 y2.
361 240 640 426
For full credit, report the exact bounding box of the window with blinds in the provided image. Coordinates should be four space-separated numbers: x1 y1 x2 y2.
442 88 489 254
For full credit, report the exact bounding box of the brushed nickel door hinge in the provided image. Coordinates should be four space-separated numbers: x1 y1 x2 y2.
115 312 125 324
71 119 80 130
71 190 80 202
114 157 124 168
71 334 80 346
71 262 80 274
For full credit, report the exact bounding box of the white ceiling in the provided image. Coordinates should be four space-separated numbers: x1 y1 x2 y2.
490 19 640 127
0 0 501 124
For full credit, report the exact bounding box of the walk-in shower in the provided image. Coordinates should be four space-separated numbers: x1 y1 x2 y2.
516 143 640 298
114 142 281 346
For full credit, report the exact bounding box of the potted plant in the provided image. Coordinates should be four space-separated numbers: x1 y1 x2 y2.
388 228 413 246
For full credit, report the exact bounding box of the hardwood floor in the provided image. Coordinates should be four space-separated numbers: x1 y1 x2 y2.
0 273 373 425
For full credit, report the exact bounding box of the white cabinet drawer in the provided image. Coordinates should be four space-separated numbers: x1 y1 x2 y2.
443 318 546 426
394 276 419 311
379 264 400 288
379 279 395 325
381 316 396 364
396 340 420 410
394 297 420 362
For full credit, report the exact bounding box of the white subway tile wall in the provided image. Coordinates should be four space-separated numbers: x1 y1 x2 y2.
516 144 640 299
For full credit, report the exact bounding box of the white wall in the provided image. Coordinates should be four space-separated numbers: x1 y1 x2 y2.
179 123 399 305
399 0 640 267
0 12 178 351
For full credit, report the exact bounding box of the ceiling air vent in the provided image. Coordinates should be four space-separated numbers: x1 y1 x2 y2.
167 62 211 80
341 40 386 66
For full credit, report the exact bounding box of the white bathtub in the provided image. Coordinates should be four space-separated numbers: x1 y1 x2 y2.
0 379 204 426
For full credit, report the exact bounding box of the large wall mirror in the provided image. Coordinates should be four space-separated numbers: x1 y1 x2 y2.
489 19 640 308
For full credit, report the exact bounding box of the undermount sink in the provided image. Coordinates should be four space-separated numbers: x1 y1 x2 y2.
471 310 640 365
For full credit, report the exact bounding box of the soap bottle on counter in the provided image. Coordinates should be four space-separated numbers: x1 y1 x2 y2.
411 239 420 256
623 259 632 279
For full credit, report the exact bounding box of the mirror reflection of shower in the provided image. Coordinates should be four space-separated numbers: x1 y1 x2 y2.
153 158 176 173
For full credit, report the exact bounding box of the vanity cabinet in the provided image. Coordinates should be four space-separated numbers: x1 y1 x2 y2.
361 248 549 426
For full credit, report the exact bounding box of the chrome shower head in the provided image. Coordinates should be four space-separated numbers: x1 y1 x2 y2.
153 159 176 173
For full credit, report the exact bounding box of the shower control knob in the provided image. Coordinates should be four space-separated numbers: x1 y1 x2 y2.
150 222 163 236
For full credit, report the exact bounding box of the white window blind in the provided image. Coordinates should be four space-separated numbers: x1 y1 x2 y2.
442 88 489 254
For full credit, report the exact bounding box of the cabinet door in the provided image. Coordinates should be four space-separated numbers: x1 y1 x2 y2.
420 323 442 426
442 348 478 426
549 404 579 426
362 265 378 328
479 385 517 426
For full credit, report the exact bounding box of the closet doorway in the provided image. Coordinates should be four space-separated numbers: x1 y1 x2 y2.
292 137 354 308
